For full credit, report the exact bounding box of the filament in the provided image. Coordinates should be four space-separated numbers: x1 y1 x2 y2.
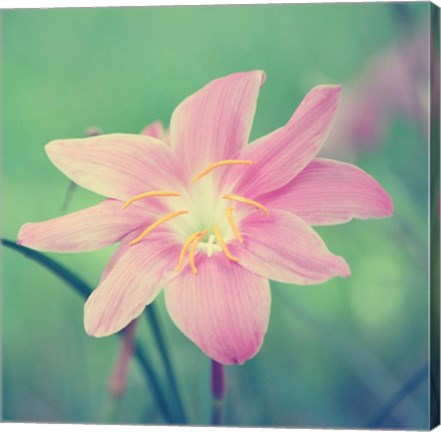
175 232 202 272
226 207 243 243
129 210 188 246
193 160 253 182
213 224 239 263
121 190 181 209
223 194 269 217
189 230 208 274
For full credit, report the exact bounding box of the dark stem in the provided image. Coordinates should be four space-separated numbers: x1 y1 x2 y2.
1 238 175 423
134 341 176 422
60 181 77 212
211 360 226 425
145 306 187 423
2 238 92 297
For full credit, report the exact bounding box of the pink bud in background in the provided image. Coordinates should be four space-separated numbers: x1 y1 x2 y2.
108 320 138 399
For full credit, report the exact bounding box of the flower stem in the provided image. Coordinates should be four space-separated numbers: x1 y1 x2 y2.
145 305 188 423
108 320 138 399
134 341 176 422
60 180 77 212
211 360 226 425
1 238 175 423
100 395 120 424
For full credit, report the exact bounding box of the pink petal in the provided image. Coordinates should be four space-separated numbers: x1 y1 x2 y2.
46 134 186 202
99 228 144 282
165 254 270 365
259 158 394 225
84 232 180 337
230 210 350 285
225 85 341 197
17 199 151 252
169 71 266 178
141 121 165 140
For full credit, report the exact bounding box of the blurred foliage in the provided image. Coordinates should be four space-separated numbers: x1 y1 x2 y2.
1 3 434 428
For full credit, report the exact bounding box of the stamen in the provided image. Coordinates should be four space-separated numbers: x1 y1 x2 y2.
193 160 253 182
175 232 202 272
122 191 181 209
189 230 208 275
226 207 243 243
223 194 269 217
129 210 188 246
213 224 239 263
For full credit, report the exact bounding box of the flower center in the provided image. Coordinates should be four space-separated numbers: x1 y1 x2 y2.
121 159 269 275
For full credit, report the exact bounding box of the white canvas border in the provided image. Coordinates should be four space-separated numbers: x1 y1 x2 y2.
0 0 440 10
1 1 439 432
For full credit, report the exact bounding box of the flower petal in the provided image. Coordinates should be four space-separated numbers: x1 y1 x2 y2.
84 232 180 337
46 134 186 201
259 158 394 225
99 228 144 282
170 71 266 178
230 210 350 285
226 85 341 197
165 254 271 365
141 121 165 140
17 199 151 252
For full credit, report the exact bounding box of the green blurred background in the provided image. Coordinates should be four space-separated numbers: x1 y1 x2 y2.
1 3 434 428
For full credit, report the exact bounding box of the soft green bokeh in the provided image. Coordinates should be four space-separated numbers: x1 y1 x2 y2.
1 3 433 428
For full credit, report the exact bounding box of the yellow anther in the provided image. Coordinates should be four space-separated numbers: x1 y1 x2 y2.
226 207 243 243
122 191 181 209
223 194 269 217
192 160 253 182
213 224 239 263
129 210 188 246
189 230 208 275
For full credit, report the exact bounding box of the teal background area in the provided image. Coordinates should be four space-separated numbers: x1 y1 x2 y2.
1 3 433 428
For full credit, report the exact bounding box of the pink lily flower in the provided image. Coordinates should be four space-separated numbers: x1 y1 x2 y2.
17 71 393 364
